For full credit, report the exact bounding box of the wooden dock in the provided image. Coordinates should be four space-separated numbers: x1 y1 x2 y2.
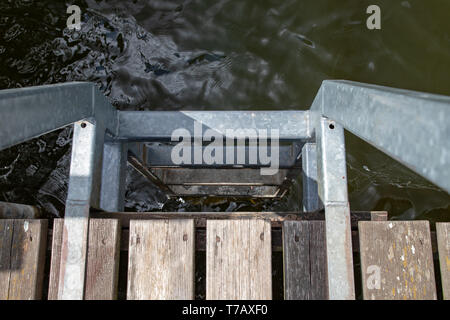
0 211 448 300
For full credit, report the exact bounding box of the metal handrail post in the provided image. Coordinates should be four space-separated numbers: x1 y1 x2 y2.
58 119 105 299
316 116 355 300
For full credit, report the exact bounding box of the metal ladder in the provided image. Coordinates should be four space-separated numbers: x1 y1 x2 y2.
0 80 448 299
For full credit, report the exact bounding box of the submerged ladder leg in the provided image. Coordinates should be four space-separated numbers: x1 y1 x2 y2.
57 120 105 300
302 143 322 212
100 142 128 212
316 116 355 300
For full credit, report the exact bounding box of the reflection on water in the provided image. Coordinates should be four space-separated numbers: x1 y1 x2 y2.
0 0 448 220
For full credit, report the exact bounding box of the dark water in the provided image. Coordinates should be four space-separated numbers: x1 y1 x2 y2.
0 0 449 221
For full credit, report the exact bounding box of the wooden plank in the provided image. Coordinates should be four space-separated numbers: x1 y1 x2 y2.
47 219 63 300
436 223 450 300
0 220 14 299
48 218 121 300
119 228 396 253
283 221 327 300
371 211 388 221
85 219 121 300
91 211 387 229
206 219 272 300
283 221 310 300
0 219 47 300
359 221 436 300
309 221 328 299
127 219 195 300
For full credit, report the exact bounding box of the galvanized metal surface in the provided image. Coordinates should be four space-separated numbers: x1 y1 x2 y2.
150 168 293 185
312 80 450 193
58 121 102 300
316 117 355 300
118 111 311 141
301 143 322 212
128 142 303 168
100 142 128 212
127 155 174 198
323 204 355 299
0 82 117 151
169 185 281 197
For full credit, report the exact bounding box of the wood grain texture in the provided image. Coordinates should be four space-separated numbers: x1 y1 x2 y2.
85 219 121 300
0 219 47 300
309 221 327 299
0 220 13 299
283 221 309 300
359 221 436 300
370 211 388 221
47 219 63 300
283 221 327 300
91 210 386 229
48 218 121 300
436 223 450 300
127 219 195 300
206 219 272 300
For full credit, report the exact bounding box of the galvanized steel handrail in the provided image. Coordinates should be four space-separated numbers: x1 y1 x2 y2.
310 80 450 193
0 82 117 151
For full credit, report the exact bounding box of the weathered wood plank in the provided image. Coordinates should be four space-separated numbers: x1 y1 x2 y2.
0 219 47 300
283 221 327 300
91 211 387 229
119 228 401 253
85 219 121 300
370 211 388 221
48 218 121 300
283 221 310 300
436 223 450 300
47 219 63 300
359 221 436 300
309 221 328 299
206 219 272 300
0 220 14 299
127 219 195 300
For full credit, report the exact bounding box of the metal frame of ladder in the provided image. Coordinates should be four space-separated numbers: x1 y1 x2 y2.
0 80 448 300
